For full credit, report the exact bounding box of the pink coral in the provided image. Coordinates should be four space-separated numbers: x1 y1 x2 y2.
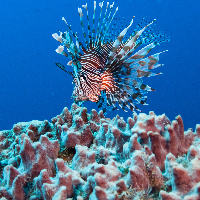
160 145 200 199
0 134 59 199
0 104 200 199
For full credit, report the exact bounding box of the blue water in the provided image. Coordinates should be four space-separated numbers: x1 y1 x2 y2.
0 0 199 131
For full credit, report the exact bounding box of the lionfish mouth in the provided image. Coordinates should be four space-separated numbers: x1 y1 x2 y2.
72 95 90 103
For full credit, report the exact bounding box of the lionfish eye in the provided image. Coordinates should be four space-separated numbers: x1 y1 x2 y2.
80 73 87 81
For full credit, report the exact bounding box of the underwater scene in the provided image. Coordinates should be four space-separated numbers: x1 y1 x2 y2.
0 0 200 199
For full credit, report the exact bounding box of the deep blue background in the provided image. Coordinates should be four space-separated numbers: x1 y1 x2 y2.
0 0 199 131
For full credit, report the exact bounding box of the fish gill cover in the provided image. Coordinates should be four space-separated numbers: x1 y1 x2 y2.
52 1 169 114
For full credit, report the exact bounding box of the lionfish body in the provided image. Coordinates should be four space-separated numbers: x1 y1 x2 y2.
53 1 169 113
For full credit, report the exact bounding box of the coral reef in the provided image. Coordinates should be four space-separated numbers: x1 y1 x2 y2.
0 104 200 199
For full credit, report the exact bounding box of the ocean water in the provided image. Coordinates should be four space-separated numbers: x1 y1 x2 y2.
0 0 199 131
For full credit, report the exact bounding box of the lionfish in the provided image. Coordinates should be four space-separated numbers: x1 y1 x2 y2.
52 1 169 113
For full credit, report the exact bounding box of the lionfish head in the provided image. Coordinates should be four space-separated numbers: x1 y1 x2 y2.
71 78 88 103
53 1 169 113
71 70 101 103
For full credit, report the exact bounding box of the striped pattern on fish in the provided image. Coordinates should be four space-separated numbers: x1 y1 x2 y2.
52 1 169 113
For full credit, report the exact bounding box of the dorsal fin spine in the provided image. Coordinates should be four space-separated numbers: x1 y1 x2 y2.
78 7 89 49
82 3 93 50
91 1 97 47
100 3 113 43
95 2 104 46
97 2 109 46
101 3 118 44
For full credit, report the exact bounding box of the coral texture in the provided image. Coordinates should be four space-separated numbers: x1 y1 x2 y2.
0 104 200 199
